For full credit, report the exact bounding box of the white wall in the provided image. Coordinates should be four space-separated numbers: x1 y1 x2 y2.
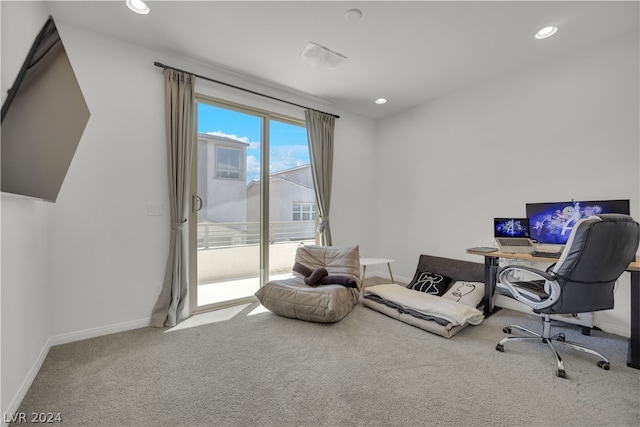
331 112 379 255
44 21 378 339
44 23 169 338
3 0 637 418
1 0 54 418
1 1 379 415
375 31 639 336
0 196 52 416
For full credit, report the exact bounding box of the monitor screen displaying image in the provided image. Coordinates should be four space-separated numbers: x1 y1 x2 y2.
494 218 530 238
526 199 630 245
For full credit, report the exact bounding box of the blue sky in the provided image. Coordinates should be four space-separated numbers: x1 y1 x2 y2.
197 103 309 183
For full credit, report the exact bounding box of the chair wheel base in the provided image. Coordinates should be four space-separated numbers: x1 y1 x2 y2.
597 360 610 370
556 369 567 379
502 327 511 334
496 344 504 352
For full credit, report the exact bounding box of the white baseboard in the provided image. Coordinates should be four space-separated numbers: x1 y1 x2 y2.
49 317 151 347
3 336 52 427
3 317 151 426
593 320 630 338
494 295 596 328
366 271 411 284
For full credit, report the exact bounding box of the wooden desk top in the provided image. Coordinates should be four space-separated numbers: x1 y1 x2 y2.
466 249 640 272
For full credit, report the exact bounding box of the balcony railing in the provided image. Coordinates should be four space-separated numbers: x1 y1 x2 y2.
197 220 316 250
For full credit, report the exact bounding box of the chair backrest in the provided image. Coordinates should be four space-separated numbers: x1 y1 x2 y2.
545 214 639 314
294 245 361 285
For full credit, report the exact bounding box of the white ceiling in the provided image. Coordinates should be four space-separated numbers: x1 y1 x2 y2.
45 1 639 119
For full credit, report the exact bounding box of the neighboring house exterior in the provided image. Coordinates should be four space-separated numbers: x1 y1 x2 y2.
247 165 316 242
197 133 250 247
197 133 315 246
197 133 249 224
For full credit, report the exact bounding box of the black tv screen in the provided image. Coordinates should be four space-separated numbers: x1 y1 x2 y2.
1 17 90 202
526 199 631 245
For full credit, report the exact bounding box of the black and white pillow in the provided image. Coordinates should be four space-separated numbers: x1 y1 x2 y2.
407 271 452 296
442 281 485 307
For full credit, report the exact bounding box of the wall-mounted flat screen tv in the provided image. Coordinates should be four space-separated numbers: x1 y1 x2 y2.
526 199 630 245
1 17 90 202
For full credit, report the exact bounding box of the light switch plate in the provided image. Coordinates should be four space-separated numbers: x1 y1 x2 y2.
147 202 163 216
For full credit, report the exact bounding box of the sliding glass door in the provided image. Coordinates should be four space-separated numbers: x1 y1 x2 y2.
190 97 315 313
267 119 316 281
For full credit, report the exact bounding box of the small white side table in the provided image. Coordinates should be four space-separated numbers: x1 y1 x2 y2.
360 257 395 293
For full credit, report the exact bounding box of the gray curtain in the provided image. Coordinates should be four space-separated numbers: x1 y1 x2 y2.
305 109 335 246
151 69 196 327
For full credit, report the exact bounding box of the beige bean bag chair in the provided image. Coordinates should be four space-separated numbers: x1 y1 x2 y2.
255 245 361 323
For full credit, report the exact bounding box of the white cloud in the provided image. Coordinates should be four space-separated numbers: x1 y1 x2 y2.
246 155 260 182
206 131 260 149
269 145 309 173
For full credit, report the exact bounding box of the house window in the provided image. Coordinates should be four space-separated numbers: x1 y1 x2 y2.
293 202 316 221
216 146 242 179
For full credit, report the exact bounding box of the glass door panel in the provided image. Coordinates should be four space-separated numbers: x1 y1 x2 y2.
268 119 315 281
194 102 262 309
190 98 316 314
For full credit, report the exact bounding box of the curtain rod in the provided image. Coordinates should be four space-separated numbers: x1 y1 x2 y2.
154 61 339 119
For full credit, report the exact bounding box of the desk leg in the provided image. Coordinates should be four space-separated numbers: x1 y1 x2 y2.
628 271 639 369
484 256 500 317
387 263 395 284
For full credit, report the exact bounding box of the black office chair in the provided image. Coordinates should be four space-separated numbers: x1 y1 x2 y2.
495 214 640 378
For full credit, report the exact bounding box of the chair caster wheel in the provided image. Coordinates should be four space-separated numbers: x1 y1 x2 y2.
556 369 567 379
502 327 511 334
496 344 504 352
597 360 610 370
557 333 565 342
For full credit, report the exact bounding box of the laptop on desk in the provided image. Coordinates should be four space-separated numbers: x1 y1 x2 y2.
493 218 535 253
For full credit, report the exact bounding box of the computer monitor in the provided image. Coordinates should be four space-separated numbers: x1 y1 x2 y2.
494 218 530 238
526 199 630 245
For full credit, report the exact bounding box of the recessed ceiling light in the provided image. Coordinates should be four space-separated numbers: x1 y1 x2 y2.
375 98 387 105
126 0 150 15
535 26 558 39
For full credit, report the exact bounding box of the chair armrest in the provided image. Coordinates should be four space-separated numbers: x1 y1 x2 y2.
498 265 561 311
500 264 556 281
